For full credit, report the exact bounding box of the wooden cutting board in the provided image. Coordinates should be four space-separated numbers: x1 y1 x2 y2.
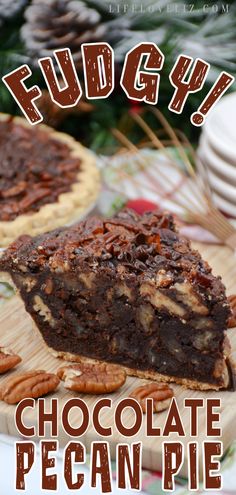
0 242 236 478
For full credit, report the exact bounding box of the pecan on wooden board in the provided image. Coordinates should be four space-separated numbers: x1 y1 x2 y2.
0 370 60 404
0 347 22 373
57 362 126 394
129 382 174 413
228 295 236 328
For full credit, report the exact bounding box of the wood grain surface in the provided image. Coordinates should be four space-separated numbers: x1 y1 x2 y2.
0 242 235 477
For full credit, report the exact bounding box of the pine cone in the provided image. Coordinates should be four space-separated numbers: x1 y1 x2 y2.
21 0 107 68
0 0 26 24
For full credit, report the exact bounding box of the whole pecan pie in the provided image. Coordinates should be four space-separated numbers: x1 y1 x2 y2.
0 113 100 246
0 208 235 391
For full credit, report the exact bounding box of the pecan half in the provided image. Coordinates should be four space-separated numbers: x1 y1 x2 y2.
2 181 27 198
57 362 126 394
228 295 236 328
0 347 22 374
0 370 59 404
129 382 174 413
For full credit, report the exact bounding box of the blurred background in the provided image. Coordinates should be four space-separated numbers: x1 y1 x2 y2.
0 6 236 494
0 0 236 151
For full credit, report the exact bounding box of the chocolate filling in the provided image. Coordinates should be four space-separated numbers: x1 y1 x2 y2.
0 118 81 221
0 209 232 389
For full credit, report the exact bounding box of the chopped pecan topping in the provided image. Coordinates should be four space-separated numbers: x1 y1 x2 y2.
0 347 22 373
0 119 81 221
1 181 27 198
0 207 231 392
1 209 225 313
0 370 59 404
129 382 174 413
57 362 126 394
43 278 54 295
228 295 236 328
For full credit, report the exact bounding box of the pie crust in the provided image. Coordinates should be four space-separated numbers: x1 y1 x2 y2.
0 209 234 391
0 271 231 392
0 113 100 247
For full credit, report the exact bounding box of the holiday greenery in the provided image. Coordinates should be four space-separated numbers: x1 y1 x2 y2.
0 0 235 150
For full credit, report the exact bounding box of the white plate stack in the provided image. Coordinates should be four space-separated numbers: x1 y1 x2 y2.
198 92 236 218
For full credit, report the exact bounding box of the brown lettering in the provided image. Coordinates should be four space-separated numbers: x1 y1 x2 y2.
204 442 222 489
93 399 112 437
82 43 114 98
185 398 204 436
191 71 235 126
188 442 198 490
120 42 164 104
117 443 141 490
162 442 183 491
206 399 221 436
163 398 185 436
115 398 142 437
91 442 112 493
146 399 161 436
39 48 82 107
41 441 57 490
15 399 35 437
2 65 42 124
38 398 58 437
62 398 89 437
16 442 35 490
169 55 209 113
64 442 84 490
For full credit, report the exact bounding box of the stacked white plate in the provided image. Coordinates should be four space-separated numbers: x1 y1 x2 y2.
197 92 236 217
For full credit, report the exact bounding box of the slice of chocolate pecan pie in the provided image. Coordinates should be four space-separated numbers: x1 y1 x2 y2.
0 209 234 390
0 113 100 246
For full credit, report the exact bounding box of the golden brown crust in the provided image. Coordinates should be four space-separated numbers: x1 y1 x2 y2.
49 348 229 391
0 113 101 247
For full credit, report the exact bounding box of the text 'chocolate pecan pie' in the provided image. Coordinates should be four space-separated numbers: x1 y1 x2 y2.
0 114 100 246
0 209 234 391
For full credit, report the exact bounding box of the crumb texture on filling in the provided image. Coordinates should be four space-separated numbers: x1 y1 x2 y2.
0 209 232 389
